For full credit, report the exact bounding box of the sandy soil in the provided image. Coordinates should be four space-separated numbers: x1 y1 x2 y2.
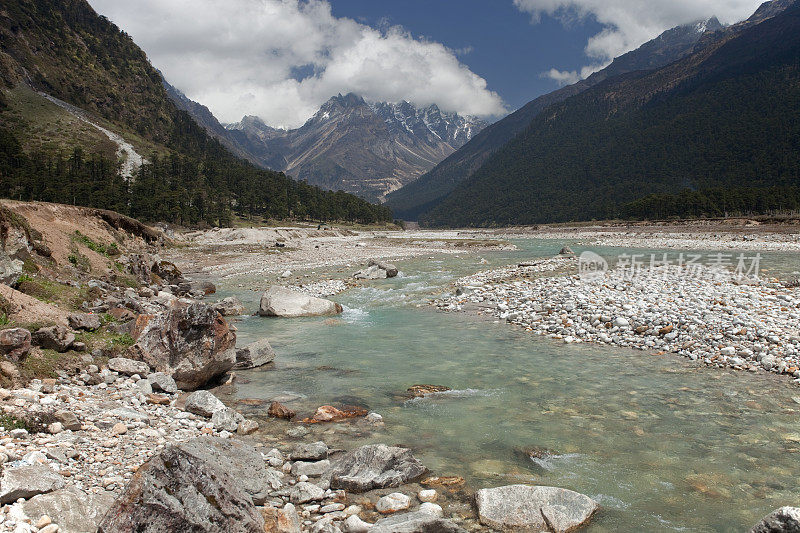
0 284 68 325
3 201 151 275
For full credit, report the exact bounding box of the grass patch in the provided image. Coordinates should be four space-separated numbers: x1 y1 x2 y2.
14 275 97 310
72 231 120 257
17 349 85 381
0 414 28 431
73 328 133 356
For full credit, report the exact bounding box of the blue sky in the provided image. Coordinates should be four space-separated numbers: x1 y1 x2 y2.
329 0 603 113
92 0 767 127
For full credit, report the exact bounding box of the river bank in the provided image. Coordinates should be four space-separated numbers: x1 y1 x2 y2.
434 255 800 381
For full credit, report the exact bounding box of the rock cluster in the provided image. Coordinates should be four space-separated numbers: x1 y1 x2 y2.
436 260 800 380
353 260 399 280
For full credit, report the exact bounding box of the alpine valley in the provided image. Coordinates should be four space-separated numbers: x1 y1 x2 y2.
181 92 488 203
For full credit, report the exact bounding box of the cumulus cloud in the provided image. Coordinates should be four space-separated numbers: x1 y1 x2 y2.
89 0 505 128
514 0 766 83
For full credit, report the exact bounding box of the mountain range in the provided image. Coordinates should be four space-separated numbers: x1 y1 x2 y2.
417 0 800 226
209 94 485 203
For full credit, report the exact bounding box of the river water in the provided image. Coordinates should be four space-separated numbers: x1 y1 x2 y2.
215 239 800 532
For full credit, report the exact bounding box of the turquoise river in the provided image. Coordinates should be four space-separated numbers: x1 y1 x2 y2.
211 239 800 532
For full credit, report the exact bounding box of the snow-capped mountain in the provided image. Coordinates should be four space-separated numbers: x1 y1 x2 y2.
224 94 488 202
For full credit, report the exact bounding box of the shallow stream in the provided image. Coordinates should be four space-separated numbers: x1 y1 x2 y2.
216 239 800 531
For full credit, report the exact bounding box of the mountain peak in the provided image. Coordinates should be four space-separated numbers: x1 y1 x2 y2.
328 92 366 108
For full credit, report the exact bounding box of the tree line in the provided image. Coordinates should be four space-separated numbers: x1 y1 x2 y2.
0 127 393 227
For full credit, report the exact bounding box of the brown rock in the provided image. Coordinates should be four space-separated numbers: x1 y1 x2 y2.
635 325 649 334
407 385 451 397
0 328 31 362
0 361 20 383
268 401 296 420
302 405 368 424
146 394 171 405
127 302 236 390
659 325 674 335
108 307 136 322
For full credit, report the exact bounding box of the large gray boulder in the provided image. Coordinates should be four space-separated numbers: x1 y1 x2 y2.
291 441 329 461
234 338 275 369
98 438 265 533
147 372 178 394
329 444 427 493
0 464 65 504
68 313 101 331
354 260 399 280
127 302 236 390
258 286 343 318
371 511 466 533
752 507 800 533
32 325 75 352
108 357 150 376
213 296 246 317
184 390 225 418
23 487 116 533
353 264 388 280
0 328 31 362
475 485 598 532
370 260 399 277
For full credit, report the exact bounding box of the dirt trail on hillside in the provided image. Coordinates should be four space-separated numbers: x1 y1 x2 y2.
38 92 144 178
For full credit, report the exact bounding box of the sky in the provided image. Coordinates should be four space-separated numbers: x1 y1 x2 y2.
89 0 768 129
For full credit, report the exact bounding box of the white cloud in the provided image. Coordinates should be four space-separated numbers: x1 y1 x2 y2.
514 0 767 82
89 0 505 128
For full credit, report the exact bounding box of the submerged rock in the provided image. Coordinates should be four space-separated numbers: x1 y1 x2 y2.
127 302 236 390
258 286 343 318
475 484 598 532
751 507 800 533
329 444 427 493
98 438 266 532
370 511 466 533
268 401 296 420
213 296 246 317
302 405 368 423
234 338 275 369
407 385 451 397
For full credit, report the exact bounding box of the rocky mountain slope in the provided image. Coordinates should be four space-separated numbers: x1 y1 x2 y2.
385 15 729 220
421 0 800 226
224 94 487 202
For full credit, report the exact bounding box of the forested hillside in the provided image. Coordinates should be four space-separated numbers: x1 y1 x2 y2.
422 1 800 227
0 0 392 226
385 17 724 221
